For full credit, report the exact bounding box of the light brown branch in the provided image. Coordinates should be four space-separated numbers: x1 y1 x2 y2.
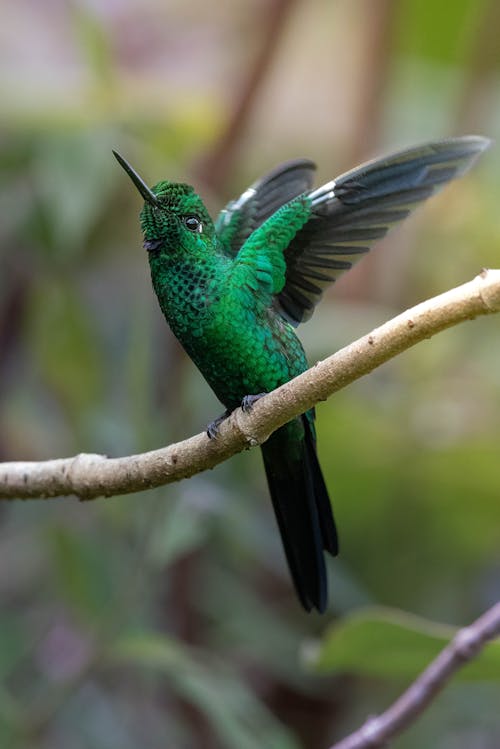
1 269 499 501
329 601 500 749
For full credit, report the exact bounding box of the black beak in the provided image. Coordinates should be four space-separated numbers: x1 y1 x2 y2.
113 150 160 207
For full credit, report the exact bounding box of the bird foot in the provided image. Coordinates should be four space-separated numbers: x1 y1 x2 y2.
241 393 266 413
206 410 231 439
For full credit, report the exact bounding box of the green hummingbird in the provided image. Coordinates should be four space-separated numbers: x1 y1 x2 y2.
114 136 488 613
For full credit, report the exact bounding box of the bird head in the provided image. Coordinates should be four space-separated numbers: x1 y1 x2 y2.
113 151 214 255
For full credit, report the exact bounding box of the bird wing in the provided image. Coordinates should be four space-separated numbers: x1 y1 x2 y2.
215 159 316 257
229 195 311 305
275 136 490 326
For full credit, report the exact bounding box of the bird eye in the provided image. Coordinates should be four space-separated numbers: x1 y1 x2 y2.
183 215 202 233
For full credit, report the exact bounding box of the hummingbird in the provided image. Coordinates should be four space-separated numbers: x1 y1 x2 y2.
114 136 489 613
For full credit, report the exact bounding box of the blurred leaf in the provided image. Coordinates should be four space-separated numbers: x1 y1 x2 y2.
0 617 27 680
124 300 156 449
48 526 113 624
32 130 116 260
0 711 17 749
28 279 103 424
113 632 299 749
309 606 500 681
199 560 308 686
148 492 208 567
394 0 486 64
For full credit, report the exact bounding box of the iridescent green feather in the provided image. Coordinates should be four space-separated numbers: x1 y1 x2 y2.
230 195 311 302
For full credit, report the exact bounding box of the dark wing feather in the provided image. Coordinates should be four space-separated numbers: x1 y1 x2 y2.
215 159 316 256
276 136 490 325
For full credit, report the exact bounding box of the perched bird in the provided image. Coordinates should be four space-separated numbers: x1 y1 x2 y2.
114 136 489 613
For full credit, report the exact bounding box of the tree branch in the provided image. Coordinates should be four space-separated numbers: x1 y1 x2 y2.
1 269 499 501
328 601 500 749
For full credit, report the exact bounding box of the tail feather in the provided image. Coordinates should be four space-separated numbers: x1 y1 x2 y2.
303 419 338 557
261 416 337 613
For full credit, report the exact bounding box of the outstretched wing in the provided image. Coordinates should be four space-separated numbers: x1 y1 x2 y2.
276 136 490 326
229 196 311 307
215 159 316 257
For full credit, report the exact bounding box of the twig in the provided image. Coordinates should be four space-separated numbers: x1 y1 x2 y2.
0 268 499 501
328 601 500 749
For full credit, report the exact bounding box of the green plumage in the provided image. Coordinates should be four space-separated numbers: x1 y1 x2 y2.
114 136 489 612
147 191 312 408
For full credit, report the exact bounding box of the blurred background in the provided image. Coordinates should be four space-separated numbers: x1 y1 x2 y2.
1 0 499 747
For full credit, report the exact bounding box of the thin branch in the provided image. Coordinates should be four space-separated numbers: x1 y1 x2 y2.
329 601 500 749
1 268 499 501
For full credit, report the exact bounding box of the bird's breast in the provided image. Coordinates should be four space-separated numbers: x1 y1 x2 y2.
150 255 308 409
151 257 218 337
185 303 309 410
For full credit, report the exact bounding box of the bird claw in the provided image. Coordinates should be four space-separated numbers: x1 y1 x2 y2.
206 395 265 438
241 393 266 413
206 410 231 439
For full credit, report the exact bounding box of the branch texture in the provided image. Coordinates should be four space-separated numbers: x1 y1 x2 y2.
329 601 500 749
1 269 499 501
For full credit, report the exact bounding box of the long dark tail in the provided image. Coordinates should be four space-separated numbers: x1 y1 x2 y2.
261 415 338 613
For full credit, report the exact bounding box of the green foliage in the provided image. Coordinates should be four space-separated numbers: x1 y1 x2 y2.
28 281 103 420
114 632 299 749
393 0 486 64
0 618 27 681
30 132 116 261
310 606 500 681
49 525 114 624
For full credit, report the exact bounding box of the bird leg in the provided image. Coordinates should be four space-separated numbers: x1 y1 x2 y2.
207 394 266 438
241 393 266 412
206 410 231 439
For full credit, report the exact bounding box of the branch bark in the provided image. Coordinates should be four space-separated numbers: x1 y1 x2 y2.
329 601 500 749
1 268 499 501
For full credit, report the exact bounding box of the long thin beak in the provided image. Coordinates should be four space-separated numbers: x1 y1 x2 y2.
113 150 160 207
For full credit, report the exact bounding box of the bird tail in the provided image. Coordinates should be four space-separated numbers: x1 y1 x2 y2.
261 415 338 613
